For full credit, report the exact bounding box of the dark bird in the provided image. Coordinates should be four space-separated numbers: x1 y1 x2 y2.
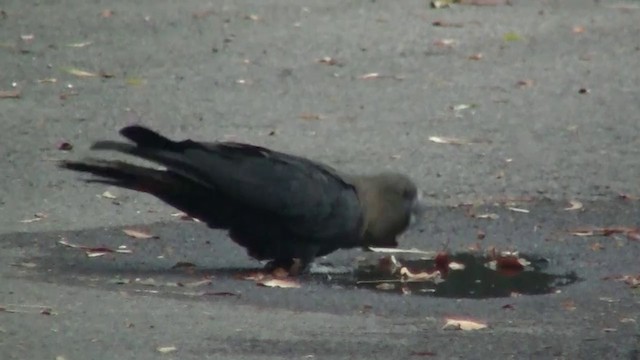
60 126 425 274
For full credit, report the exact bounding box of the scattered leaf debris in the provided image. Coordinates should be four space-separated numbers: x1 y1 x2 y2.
442 318 487 331
569 227 639 238
58 239 132 256
507 207 530 214
122 228 156 239
468 53 483 60
359 72 381 80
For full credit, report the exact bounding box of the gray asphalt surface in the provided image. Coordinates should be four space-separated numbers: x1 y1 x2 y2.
1 0 639 359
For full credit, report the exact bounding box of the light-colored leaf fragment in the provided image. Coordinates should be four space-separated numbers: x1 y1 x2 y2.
359 72 380 80
564 200 583 211
375 283 396 290
503 32 522 42
429 136 467 145
368 247 435 256
400 267 440 282
442 318 488 331
101 191 117 199
257 278 301 289
157 346 177 354
62 67 98 77
507 207 529 213
67 41 93 48
122 229 155 239
476 213 499 220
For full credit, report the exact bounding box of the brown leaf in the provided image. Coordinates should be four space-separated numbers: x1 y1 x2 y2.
468 53 483 60
100 9 114 18
516 79 535 88
572 26 585 34
317 57 340 66
122 228 156 239
0 89 21 99
432 20 464 28
57 141 73 151
433 39 456 48
299 113 322 121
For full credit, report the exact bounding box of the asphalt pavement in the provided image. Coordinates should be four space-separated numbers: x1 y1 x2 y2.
1 0 639 359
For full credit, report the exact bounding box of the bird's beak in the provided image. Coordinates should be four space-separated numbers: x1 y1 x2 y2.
411 190 428 216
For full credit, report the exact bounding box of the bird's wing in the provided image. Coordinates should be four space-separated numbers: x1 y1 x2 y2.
93 126 362 239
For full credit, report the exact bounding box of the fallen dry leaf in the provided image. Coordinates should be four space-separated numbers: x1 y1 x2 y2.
507 207 530 214
36 78 57 83
62 67 98 78
475 213 499 220
442 318 488 331
58 239 132 256
101 191 117 199
57 141 73 151
256 277 301 289
432 20 464 28
122 228 156 239
67 41 93 48
468 53 483 60
564 200 583 211
156 346 177 354
428 136 467 145
0 89 21 99
359 72 381 80
317 56 339 66
100 9 114 18
516 79 535 88
569 227 639 237
433 38 456 48
572 26 585 34
19 212 47 223
299 113 322 121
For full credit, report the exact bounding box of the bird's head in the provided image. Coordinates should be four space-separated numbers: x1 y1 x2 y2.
352 172 426 248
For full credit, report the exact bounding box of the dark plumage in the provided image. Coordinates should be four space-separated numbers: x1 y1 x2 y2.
60 126 424 273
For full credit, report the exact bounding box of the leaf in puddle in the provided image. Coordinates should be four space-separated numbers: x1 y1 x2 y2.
442 318 488 331
399 267 441 282
122 228 155 239
62 67 99 77
375 283 396 290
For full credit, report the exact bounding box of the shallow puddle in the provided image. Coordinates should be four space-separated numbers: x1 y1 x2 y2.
329 252 579 298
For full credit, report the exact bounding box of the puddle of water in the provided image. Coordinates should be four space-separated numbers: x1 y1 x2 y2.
326 253 579 299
